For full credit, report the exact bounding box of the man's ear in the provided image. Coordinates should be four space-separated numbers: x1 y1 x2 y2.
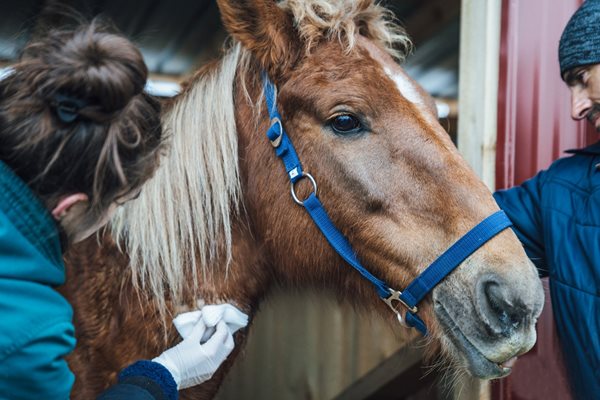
51 193 89 220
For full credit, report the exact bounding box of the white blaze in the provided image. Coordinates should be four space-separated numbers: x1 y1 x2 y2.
384 66 423 105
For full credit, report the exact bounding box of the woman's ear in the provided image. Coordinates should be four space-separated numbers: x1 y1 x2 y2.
51 193 89 220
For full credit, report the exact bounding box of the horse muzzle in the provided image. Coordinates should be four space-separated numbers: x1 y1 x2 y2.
433 269 544 379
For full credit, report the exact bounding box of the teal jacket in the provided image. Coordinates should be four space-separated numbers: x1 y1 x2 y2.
0 161 75 399
494 142 600 400
0 161 178 400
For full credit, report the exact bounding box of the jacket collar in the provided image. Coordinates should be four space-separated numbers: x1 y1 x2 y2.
565 141 600 156
0 161 63 267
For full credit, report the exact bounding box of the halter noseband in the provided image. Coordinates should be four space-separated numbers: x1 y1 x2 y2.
262 74 512 336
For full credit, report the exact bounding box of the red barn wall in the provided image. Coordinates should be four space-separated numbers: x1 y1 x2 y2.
493 0 595 398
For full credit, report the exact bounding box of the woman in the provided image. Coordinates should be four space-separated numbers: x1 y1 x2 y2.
0 21 246 400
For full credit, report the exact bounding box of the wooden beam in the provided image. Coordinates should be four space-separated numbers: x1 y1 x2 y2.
456 1 503 393
332 340 433 400
435 97 459 118
148 73 182 83
457 0 502 190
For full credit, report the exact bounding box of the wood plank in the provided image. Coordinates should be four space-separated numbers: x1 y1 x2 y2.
457 0 502 189
333 340 427 400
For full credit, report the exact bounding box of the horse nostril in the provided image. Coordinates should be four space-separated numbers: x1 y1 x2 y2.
486 283 511 323
479 278 523 336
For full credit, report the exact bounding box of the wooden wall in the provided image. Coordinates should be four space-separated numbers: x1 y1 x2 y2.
215 290 416 399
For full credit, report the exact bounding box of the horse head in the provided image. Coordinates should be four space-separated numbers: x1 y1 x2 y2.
215 0 544 379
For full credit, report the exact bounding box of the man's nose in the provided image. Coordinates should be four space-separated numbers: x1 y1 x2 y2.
571 87 592 120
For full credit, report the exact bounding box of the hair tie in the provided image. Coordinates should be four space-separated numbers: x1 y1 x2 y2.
51 93 88 123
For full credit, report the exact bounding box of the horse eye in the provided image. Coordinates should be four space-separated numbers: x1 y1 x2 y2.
330 114 362 134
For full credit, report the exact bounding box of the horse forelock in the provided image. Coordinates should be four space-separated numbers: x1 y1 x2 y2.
110 43 248 314
280 0 412 61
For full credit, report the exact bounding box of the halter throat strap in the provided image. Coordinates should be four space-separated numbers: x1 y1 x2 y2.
262 74 512 336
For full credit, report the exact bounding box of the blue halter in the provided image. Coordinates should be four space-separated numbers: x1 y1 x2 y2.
262 75 512 336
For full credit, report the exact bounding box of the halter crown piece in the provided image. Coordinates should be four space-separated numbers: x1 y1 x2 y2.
262 73 512 336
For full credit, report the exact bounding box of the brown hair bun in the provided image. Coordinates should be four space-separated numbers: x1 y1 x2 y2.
0 19 165 222
23 20 147 117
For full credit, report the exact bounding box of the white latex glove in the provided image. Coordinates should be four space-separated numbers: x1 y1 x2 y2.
173 304 248 340
153 317 238 389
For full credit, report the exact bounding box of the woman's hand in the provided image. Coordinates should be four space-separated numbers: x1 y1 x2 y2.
153 319 234 389
153 304 248 389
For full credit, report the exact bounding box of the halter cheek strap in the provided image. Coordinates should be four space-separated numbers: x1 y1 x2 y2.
262 73 512 336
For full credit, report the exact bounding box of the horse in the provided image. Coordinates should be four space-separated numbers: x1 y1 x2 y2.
61 0 545 398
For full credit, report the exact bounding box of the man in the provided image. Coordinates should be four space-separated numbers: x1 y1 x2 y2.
494 1 600 398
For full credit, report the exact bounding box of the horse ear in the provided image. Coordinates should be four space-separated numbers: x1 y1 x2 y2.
356 0 372 11
217 0 300 80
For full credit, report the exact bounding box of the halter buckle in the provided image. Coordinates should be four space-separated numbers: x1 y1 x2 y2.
269 117 283 148
382 288 418 327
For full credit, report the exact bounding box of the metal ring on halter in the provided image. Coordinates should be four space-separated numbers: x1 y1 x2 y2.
269 117 283 148
382 288 418 327
290 172 318 206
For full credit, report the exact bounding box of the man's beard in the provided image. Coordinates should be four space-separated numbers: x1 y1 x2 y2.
586 103 600 131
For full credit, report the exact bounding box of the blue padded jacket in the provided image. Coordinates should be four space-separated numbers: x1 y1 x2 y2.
494 141 600 400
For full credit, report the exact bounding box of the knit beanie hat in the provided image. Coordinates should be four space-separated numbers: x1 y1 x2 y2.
559 0 600 76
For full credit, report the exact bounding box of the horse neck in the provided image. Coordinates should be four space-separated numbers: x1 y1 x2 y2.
193 222 271 314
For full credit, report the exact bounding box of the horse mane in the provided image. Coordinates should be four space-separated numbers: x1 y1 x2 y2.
281 0 412 61
110 0 412 315
111 44 245 314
